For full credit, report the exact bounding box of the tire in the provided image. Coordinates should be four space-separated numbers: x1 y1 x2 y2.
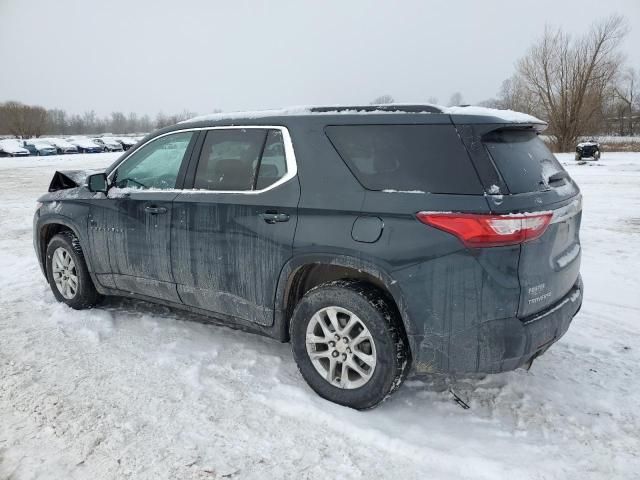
45 231 100 309
290 280 409 409
594 151 601 160
575 152 581 161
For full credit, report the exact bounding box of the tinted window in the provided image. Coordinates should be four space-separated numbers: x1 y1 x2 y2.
194 129 266 191
255 130 287 190
114 131 194 189
483 130 565 194
325 125 482 193
193 129 288 191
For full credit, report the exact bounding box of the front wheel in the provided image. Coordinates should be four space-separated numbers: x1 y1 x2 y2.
290 280 409 409
46 232 100 309
575 152 581 161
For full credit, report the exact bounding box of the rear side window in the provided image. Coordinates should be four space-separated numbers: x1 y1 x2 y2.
193 129 287 191
325 125 482 194
256 130 287 190
483 130 565 194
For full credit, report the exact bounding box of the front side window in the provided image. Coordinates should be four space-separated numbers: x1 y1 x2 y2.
193 128 287 191
113 131 194 189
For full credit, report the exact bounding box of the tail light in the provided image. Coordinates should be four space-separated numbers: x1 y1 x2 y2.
416 211 552 248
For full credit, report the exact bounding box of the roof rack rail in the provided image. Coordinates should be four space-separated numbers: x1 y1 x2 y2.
310 104 443 114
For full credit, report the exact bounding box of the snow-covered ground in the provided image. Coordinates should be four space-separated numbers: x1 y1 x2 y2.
1 152 638 479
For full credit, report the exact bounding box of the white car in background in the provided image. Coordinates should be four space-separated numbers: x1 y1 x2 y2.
65 137 103 153
41 138 79 154
115 136 139 151
92 136 124 152
0 139 30 157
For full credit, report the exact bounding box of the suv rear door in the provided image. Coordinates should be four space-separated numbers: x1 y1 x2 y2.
171 127 299 326
465 126 582 318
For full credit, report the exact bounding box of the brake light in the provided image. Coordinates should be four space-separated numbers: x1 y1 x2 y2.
416 212 552 247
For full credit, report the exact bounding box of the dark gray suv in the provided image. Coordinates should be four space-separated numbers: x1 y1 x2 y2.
33 105 583 409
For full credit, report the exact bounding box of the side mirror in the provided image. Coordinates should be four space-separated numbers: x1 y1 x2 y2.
87 173 108 193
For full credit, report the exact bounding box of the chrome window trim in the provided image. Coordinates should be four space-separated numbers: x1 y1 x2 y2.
107 125 298 195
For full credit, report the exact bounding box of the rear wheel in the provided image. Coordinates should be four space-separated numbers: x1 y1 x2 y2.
45 232 100 309
290 280 409 409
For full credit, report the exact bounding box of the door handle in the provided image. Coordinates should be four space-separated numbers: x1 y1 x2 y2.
144 205 168 215
260 211 290 224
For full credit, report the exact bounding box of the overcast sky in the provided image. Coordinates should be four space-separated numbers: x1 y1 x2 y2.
1 0 638 117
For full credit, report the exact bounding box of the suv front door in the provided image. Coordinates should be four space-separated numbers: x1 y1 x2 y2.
88 131 197 301
171 127 299 326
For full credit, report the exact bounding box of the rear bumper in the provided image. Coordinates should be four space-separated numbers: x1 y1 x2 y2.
412 276 583 374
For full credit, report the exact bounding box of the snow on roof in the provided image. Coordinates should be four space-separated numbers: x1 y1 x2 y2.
182 106 313 123
183 104 545 124
443 105 544 124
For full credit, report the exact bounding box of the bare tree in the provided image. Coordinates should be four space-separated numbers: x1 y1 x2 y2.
0 101 48 137
615 67 638 135
370 94 395 105
447 92 464 106
495 75 541 114
517 15 627 150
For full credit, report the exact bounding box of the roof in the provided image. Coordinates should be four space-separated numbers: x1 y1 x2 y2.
181 104 545 127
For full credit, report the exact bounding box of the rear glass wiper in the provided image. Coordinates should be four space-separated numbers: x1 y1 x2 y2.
547 171 569 185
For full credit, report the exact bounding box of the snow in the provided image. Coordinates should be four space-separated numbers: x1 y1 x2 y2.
185 104 544 125
67 137 100 149
381 189 426 194
577 141 599 147
0 139 29 154
1 151 640 479
443 106 544 124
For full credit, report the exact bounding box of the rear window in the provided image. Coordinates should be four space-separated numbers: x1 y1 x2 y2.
325 125 483 194
483 130 565 194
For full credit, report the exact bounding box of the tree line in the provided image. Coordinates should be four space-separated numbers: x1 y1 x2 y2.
0 102 200 138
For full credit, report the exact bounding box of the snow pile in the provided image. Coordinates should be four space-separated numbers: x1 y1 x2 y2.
1 151 639 479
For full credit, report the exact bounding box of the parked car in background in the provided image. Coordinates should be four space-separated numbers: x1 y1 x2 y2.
115 137 139 151
34 105 584 409
0 139 30 157
575 140 601 160
93 137 124 152
23 140 58 156
41 138 79 154
66 137 102 153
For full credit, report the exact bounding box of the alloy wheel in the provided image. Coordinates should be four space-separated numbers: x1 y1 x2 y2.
51 247 78 299
305 306 377 389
